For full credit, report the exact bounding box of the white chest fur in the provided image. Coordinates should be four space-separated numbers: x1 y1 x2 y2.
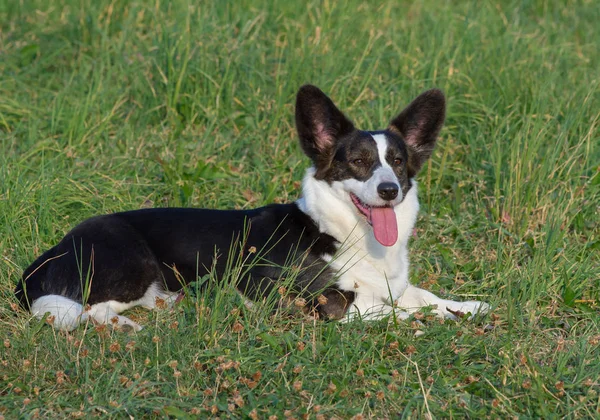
297 169 421 313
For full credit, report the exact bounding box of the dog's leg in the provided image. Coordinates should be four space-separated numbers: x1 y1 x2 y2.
84 285 179 332
30 295 87 331
138 284 180 309
87 302 143 332
396 285 489 319
344 295 410 322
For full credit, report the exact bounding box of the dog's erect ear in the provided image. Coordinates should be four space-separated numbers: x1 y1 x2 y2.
389 89 446 178
295 85 355 174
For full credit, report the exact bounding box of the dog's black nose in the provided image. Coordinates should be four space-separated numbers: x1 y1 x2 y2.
377 182 399 201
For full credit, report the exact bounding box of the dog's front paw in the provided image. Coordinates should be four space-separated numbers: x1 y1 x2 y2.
444 300 490 320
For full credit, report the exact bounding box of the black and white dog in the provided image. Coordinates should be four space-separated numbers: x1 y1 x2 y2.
15 85 489 331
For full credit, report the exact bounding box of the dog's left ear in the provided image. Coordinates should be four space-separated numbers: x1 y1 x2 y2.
295 85 355 176
389 89 446 178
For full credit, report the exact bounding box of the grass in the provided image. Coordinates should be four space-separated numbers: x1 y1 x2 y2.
1 0 599 417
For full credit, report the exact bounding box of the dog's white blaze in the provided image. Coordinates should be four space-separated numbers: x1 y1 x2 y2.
372 133 391 169
371 133 401 188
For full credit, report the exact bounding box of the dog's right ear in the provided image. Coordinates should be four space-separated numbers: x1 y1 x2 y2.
295 85 355 175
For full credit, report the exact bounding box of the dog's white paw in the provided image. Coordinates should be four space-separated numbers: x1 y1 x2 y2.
443 300 490 320
393 310 411 321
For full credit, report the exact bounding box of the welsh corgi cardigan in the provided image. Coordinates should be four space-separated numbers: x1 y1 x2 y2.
16 85 489 331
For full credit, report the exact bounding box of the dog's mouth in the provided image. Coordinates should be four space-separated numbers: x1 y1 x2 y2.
350 193 398 247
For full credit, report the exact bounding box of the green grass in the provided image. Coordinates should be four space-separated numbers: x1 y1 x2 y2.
1 0 599 417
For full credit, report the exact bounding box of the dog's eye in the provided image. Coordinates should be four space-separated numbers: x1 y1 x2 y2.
353 159 366 166
393 158 403 166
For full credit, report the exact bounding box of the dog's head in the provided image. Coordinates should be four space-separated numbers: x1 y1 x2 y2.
295 85 445 247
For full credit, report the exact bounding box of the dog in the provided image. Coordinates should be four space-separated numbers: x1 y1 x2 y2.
15 85 489 331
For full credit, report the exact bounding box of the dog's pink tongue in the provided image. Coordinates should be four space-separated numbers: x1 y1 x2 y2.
370 207 398 246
